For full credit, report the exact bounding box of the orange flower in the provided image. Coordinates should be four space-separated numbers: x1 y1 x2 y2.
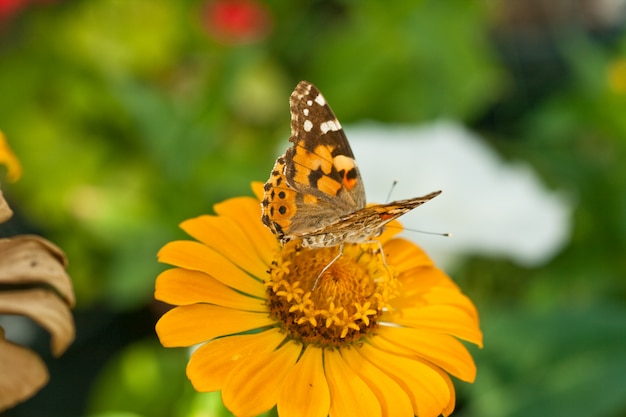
0 130 21 184
155 183 482 417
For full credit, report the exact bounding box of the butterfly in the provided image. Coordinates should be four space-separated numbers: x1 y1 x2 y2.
261 81 440 279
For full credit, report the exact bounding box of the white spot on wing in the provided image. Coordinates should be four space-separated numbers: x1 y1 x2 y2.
304 120 313 132
314 94 326 106
320 119 342 134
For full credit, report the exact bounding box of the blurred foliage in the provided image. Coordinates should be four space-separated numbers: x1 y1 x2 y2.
0 0 625 416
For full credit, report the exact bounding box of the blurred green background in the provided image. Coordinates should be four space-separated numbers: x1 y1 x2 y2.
1 0 626 416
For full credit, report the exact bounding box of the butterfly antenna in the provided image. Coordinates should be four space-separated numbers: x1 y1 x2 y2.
385 179 399 203
402 227 451 237
386 223 451 237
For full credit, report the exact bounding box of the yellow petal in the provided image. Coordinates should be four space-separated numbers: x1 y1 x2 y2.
398 265 458 290
213 196 277 266
397 266 458 293
157 240 265 298
392 273 479 322
325 348 382 417
251 181 265 201
383 238 434 271
341 347 414 417
277 345 330 417
187 328 285 392
155 268 266 312
376 326 477 382
420 287 480 321
0 335 48 411
435 367 456 417
222 339 301 417
0 131 22 182
155 304 274 347
386 305 483 348
358 343 451 417
180 214 270 279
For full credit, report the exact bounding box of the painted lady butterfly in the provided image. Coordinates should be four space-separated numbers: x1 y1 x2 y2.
261 81 440 258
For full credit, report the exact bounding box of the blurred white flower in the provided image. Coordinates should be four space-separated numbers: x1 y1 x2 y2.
346 120 572 268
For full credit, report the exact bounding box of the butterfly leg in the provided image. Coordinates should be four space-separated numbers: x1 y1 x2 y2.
375 240 389 271
312 243 344 290
361 240 391 278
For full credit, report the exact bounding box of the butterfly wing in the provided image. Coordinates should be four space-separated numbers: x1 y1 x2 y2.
261 81 366 240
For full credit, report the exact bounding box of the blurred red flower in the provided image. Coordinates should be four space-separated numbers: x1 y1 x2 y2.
0 0 59 23
0 0 26 21
201 0 272 44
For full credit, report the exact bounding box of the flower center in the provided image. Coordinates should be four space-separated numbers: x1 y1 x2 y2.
265 241 399 347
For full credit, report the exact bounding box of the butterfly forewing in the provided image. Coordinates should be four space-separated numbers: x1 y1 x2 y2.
261 80 441 248
284 82 366 211
288 82 356 158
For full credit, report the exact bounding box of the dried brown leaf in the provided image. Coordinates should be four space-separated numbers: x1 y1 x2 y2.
0 188 11 223
0 236 74 306
0 332 49 411
0 289 75 357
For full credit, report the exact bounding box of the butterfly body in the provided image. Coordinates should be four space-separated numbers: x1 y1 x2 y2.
261 81 440 249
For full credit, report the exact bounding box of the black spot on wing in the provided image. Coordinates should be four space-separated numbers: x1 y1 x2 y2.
345 167 358 181
272 222 284 236
261 214 271 227
308 168 324 189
